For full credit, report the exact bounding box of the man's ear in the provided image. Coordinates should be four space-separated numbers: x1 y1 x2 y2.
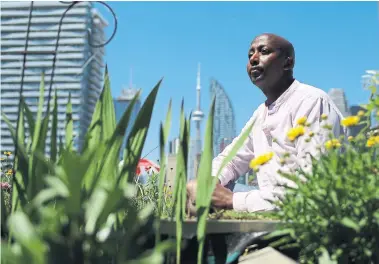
284 57 294 71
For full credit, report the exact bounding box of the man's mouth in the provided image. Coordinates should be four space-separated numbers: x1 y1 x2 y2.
250 67 264 79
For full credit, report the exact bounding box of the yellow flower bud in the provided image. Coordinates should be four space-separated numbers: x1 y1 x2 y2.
296 116 307 125
341 116 360 127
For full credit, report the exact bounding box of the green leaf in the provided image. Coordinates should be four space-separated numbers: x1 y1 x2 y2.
22 97 35 146
85 185 125 235
7 211 47 264
171 100 189 264
26 73 51 201
196 97 216 264
100 66 116 142
1 189 8 234
341 217 360 232
329 190 339 207
60 150 94 215
318 247 337 264
118 79 162 184
50 89 58 163
30 72 45 154
92 87 140 189
85 187 108 235
155 99 172 244
65 93 73 151
82 66 115 152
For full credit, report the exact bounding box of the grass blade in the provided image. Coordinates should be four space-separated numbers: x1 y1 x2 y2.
86 89 140 193
65 93 73 151
50 89 58 163
195 96 256 263
100 66 116 141
195 97 216 264
118 79 163 184
22 97 35 146
155 99 172 244
27 72 45 200
171 99 190 264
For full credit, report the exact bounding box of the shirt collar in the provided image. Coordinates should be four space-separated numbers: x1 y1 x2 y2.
266 79 300 115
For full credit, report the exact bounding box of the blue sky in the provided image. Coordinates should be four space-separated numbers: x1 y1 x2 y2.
96 1 379 161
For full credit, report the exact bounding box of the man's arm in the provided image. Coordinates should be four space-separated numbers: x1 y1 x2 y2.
232 96 345 212
211 111 258 186
293 95 345 175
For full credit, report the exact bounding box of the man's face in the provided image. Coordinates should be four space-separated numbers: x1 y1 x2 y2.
246 35 286 91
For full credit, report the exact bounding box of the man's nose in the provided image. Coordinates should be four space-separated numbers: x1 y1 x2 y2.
249 52 259 66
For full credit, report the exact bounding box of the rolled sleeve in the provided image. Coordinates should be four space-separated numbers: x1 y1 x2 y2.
233 190 276 212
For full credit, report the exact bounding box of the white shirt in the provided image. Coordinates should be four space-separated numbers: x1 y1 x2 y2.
211 80 346 212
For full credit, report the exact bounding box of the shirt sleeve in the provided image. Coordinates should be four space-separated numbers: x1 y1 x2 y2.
211 111 257 186
292 95 346 175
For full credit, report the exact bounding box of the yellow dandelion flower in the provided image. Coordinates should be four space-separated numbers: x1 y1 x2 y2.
296 116 307 125
3 151 11 156
325 139 341 149
348 136 354 142
357 110 365 117
321 114 328 120
249 152 274 170
366 136 379 148
341 116 360 127
287 126 305 141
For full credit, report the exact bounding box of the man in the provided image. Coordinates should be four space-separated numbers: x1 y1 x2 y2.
187 33 346 213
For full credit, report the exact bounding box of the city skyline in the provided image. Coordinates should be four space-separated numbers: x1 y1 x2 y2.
97 1 379 162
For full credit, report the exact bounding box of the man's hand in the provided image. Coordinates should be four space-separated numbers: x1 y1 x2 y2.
186 179 198 216
186 179 234 214
211 183 233 209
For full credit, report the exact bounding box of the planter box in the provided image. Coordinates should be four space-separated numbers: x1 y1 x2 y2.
160 219 280 239
159 219 283 263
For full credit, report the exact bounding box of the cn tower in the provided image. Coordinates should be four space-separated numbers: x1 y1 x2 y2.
191 63 204 165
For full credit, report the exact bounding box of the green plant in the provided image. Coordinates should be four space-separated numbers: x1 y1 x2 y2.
267 72 379 264
1 69 174 263
132 173 174 219
159 96 256 264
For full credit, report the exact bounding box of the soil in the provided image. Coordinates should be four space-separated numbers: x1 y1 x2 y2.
176 209 279 221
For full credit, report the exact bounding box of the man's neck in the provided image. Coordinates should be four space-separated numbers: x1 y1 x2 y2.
264 77 295 106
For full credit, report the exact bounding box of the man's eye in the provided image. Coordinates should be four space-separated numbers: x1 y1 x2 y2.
261 48 269 54
248 52 254 58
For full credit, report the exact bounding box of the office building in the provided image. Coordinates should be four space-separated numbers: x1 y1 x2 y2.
1 1 108 153
114 87 142 159
328 88 350 117
209 79 237 157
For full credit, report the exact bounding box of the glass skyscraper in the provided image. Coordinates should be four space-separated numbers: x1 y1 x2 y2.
1 1 107 153
209 79 237 158
328 88 350 118
113 87 142 160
